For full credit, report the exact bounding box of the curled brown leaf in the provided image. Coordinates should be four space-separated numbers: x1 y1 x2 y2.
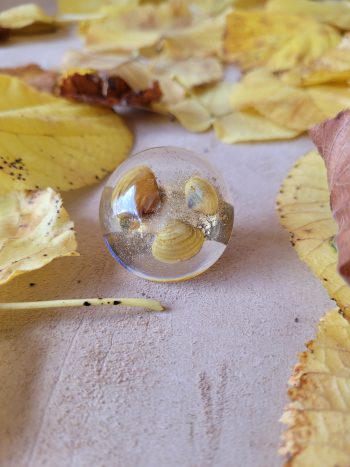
58 72 162 108
311 110 350 285
0 26 9 41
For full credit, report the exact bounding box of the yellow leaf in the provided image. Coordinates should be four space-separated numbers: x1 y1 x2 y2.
214 110 300 143
61 49 129 71
149 56 223 88
78 1 228 58
223 10 340 72
0 188 78 285
282 36 350 86
230 69 350 132
308 85 350 117
280 308 350 466
194 82 235 118
58 0 138 15
163 11 228 59
79 2 191 53
0 74 132 194
277 150 350 316
0 3 56 35
189 0 233 15
166 97 214 132
267 0 350 30
232 0 267 8
230 70 323 131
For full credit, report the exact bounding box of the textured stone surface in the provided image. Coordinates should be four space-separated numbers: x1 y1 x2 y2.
0 5 333 467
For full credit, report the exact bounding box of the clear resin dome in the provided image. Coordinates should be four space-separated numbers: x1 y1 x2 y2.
99 147 234 282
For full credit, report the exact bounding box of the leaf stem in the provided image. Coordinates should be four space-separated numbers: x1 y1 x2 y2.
0 298 165 311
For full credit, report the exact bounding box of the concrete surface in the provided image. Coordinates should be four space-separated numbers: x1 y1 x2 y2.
0 5 334 467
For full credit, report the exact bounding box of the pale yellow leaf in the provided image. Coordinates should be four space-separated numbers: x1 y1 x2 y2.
230 70 325 131
61 49 129 71
267 0 350 30
194 82 235 117
282 36 350 86
58 0 138 15
78 0 229 58
163 11 228 59
277 150 350 316
230 69 350 133
280 308 350 467
0 3 56 35
214 110 300 143
149 56 223 88
0 188 78 285
79 2 191 53
166 97 214 132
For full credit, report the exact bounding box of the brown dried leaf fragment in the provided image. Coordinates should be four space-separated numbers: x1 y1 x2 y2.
280 308 350 467
0 64 58 93
59 71 162 108
311 110 350 286
0 26 9 41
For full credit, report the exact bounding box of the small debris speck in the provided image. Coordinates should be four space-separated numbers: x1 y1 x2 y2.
29 282 36 287
83 301 91 306
294 317 299 323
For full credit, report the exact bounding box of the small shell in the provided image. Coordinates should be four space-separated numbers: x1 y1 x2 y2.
152 220 204 264
112 165 161 219
185 176 219 215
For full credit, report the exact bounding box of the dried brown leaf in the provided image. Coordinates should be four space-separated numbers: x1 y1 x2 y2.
0 64 58 93
311 110 350 286
58 71 162 108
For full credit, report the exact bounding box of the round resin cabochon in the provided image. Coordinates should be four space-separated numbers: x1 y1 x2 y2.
99 147 233 282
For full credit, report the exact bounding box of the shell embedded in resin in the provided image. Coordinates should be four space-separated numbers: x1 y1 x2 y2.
151 220 204 264
111 165 161 219
185 176 219 215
